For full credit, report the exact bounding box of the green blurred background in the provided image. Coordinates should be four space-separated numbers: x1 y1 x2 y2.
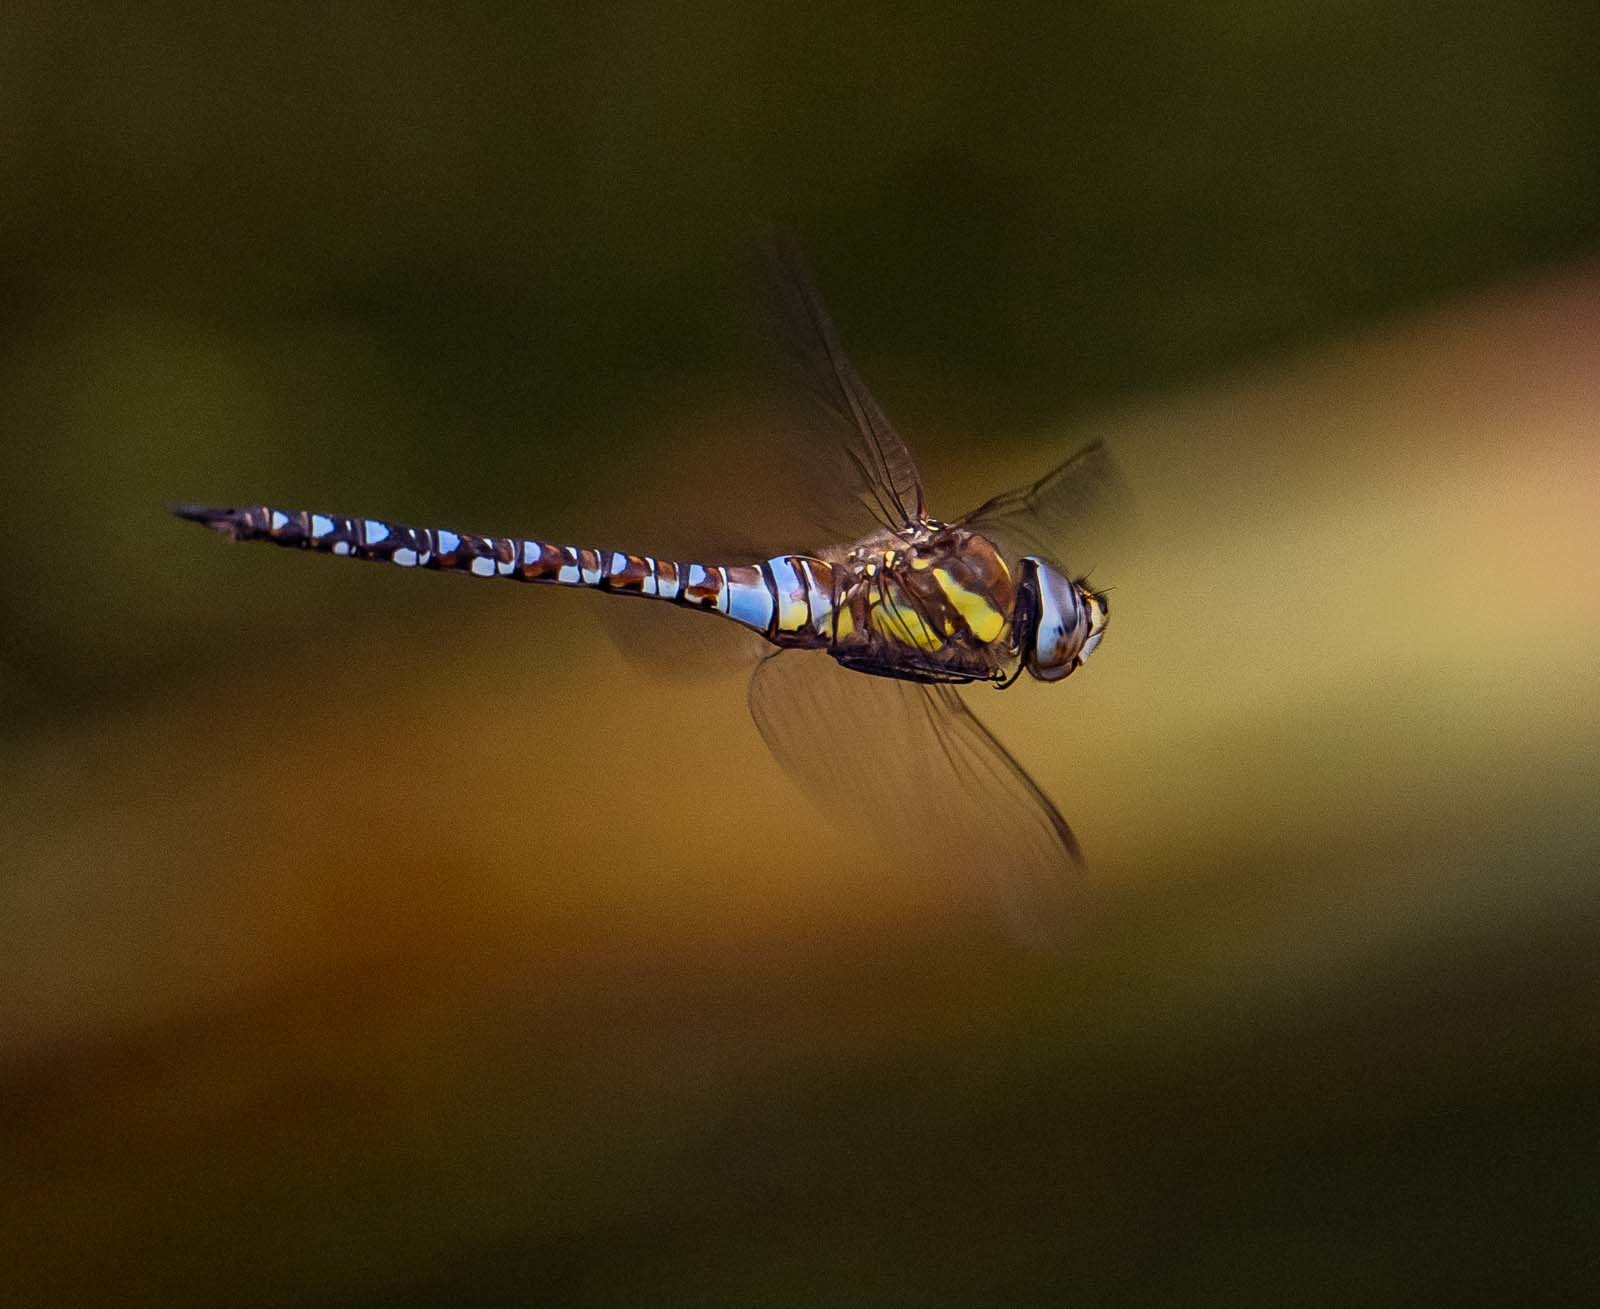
3 4 1599 1304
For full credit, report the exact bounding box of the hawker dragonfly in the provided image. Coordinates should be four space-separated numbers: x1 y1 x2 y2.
174 237 1122 944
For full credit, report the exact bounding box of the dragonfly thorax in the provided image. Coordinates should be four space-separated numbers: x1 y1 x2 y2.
827 525 1021 681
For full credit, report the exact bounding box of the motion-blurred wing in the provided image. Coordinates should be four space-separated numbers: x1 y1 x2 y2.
586 524 777 684
758 230 927 538
748 650 1082 947
957 440 1130 574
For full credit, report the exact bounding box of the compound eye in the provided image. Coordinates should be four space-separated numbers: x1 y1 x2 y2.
1020 556 1084 682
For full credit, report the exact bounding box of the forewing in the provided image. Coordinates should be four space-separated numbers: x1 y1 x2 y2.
747 651 1082 947
957 440 1132 574
758 229 927 539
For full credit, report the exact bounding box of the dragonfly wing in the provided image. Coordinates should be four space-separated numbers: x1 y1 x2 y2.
584 523 777 684
957 439 1132 575
747 650 1082 947
757 229 927 539
592 577 771 683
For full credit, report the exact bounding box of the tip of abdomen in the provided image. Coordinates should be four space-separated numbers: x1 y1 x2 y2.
169 503 244 536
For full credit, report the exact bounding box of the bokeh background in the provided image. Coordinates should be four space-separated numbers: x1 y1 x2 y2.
4 4 1599 1304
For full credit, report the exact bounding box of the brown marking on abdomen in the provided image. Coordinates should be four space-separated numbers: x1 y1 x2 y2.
601 552 651 592
681 565 724 609
519 541 566 581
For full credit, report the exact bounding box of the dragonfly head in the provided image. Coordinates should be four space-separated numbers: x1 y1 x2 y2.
1017 556 1109 683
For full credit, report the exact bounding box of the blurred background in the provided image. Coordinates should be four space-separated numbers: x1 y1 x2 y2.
3 3 1599 1304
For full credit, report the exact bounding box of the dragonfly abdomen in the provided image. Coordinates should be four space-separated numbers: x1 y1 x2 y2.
171 502 845 645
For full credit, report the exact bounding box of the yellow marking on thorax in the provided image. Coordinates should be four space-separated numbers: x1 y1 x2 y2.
832 605 855 641
933 567 1005 643
869 590 944 652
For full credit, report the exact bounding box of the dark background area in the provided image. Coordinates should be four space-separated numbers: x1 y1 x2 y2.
3 4 1598 1304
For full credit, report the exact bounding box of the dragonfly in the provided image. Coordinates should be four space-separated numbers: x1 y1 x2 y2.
174 236 1122 944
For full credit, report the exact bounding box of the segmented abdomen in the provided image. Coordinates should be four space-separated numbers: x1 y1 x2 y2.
172 502 843 646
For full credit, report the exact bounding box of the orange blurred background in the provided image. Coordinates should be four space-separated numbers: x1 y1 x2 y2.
3 5 1598 1304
